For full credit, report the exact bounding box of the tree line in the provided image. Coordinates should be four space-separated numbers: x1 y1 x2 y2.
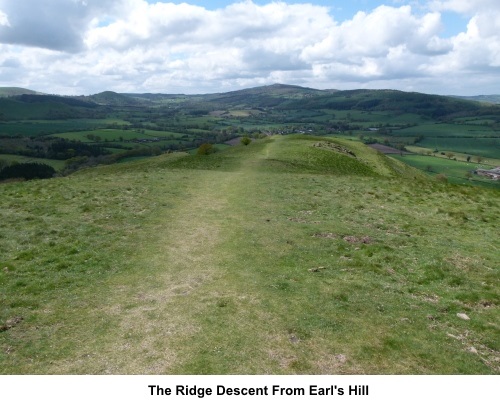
0 162 56 181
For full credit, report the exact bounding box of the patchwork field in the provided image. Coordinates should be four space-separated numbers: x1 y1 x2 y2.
1 86 499 184
393 154 500 188
0 154 66 171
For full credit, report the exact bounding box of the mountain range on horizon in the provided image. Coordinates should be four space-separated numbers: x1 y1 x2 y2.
1 84 500 105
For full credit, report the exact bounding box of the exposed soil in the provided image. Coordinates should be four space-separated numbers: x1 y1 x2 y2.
313 141 356 157
0 316 23 332
312 232 338 239
343 235 373 244
312 233 373 244
288 217 320 224
368 143 411 155
224 137 244 146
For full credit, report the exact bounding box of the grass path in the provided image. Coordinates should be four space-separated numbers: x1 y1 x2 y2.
60 162 249 373
37 142 270 373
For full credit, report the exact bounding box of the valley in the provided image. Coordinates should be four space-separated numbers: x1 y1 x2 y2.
1 84 499 188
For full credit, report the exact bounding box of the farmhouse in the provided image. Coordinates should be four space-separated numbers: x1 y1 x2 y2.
475 167 500 180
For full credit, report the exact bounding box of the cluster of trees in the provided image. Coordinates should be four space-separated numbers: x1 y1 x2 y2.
61 146 163 175
0 138 112 160
197 137 252 155
0 162 56 181
47 139 111 159
197 143 215 155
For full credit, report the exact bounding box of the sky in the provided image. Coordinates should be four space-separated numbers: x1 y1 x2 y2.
0 0 499 96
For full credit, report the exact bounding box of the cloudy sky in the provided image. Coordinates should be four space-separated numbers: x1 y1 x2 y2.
0 0 499 95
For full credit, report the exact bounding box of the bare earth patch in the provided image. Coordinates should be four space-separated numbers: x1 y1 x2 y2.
343 235 373 244
368 143 411 155
0 316 23 332
312 232 338 239
313 141 357 157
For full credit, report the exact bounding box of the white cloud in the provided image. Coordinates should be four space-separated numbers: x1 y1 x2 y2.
0 9 9 26
429 0 500 14
0 0 127 51
300 5 451 64
0 0 498 95
421 0 500 79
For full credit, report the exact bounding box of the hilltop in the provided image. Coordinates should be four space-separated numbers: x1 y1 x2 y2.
2 84 499 119
0 87 44 97
117 84 500 118
0 93 99 120
2 83 498 114
452 95 500 105
1 136 498 374
201 83 332 106
83 91 145 106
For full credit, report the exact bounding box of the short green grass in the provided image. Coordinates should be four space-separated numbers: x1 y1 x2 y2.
0 136 498 374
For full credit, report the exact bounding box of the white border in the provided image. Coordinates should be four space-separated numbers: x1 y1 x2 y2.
1 375 498 405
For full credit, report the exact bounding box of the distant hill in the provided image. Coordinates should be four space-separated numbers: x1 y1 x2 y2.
13 94 97 108
203 83 333 107
212 83 331 98
0 87 44 97
85 91 145 106
118 84 500 119
122 93 187 100
0 94 99 120
278 88 500 119
451 95 500 104
119 84 337 109
2 83 499 121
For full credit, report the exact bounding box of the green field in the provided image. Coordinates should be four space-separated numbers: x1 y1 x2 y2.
392 123 499 141
405 146 500 166
0 120 127 138
0 154 66 171
415 137 500 159
392 154 500 188
1 136 498 374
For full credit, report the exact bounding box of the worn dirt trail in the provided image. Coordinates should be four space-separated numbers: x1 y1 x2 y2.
59 146 271 374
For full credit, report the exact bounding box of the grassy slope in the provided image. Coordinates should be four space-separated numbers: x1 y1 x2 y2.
0 136 498 374
0 88 42 97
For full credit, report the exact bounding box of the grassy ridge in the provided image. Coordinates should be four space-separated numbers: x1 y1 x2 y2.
0 136 498 374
